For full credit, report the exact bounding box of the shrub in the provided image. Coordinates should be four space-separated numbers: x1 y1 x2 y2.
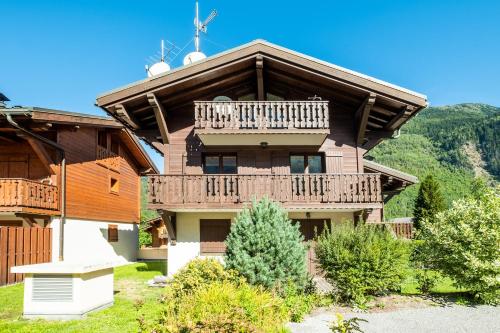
138 280 289 333
167 258 243 298
330 313 367 333
225 197 308 290
418 186 500 304
413 174 446 230
139 228 152 247
415 270 438 293
315 223 410 305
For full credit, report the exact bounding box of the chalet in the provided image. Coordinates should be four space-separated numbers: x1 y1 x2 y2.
96 40 426 276
0 103 157 266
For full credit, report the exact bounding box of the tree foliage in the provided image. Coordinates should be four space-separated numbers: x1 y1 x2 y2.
315 224 410 305
224 197 308 290
368 103 499 218
413 175 446 230
417 186 500 304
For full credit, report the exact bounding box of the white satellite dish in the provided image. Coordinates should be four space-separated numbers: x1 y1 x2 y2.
183 51 206 65
147 61 171 77
145 40 172 77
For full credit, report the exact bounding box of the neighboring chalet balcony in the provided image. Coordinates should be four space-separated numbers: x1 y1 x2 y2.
194 101 330 146
0 178 59 215
147 173 382 211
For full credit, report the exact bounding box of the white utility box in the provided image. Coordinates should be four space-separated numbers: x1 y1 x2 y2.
11 262 114 320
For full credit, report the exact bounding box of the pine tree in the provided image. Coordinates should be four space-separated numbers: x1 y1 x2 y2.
224 197 308 289
413 175 446 230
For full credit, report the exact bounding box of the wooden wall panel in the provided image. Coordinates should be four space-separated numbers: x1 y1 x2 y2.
59 128 141 223
164 101 362 176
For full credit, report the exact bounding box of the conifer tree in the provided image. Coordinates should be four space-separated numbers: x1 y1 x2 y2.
225 197 308 289
413 174 446 230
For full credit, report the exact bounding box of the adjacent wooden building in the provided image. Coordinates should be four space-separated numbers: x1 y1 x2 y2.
96 40 426 275
0 106 157 268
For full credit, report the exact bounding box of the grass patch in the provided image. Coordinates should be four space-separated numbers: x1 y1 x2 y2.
0 261 166 333
400 270 466 295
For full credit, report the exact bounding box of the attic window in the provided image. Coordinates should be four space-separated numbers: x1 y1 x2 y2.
110 177 119 194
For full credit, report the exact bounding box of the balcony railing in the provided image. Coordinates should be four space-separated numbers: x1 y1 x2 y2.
96 145 120 171
0 178 59 212
194 101 330 130
148 173 381 208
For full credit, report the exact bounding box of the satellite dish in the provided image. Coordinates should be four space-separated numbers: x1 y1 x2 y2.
147 61 171 77
183 51 206 65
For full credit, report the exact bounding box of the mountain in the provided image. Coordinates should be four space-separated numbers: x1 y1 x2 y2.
367 103 499 219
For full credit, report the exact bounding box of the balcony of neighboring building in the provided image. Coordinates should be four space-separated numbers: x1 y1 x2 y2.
0 178 59 215
193 100 330 146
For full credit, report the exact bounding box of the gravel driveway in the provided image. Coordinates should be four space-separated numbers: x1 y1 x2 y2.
289 305 500 333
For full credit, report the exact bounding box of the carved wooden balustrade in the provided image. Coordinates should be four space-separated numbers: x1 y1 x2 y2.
0 178 59 212
148 173 382 209
194 101 330 130
96 145 121 171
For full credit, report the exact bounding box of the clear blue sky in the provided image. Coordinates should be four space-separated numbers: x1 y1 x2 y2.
2 1 499 171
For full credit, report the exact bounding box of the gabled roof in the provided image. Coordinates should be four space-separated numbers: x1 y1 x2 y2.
97 40 427 107
0 106 158 174
96 40 428 150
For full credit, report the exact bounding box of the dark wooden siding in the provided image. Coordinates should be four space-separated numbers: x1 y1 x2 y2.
200 219 231 254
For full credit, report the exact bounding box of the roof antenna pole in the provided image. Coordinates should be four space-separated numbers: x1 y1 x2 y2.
195 1 200 52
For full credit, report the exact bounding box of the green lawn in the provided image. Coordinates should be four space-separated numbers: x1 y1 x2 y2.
0 261 167 333
400 270 466 295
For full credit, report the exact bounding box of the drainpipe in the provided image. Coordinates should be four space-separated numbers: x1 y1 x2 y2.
3 113 66 261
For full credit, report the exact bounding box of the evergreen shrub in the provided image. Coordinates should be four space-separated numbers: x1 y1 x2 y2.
225 197 308 290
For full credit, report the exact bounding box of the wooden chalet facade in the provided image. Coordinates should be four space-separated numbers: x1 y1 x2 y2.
96 40 427 275
0 106 157 265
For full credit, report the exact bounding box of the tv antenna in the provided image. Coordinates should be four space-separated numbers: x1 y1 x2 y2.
184 1 217 65
145 39 181 77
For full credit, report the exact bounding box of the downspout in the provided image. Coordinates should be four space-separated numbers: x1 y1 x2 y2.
3 113 66 261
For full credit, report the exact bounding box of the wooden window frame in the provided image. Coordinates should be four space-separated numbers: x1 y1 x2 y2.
202 153 237 174
108 224 118 242
290 153 325 174
109 176 120 195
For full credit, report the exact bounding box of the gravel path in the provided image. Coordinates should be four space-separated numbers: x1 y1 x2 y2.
289 305 500 333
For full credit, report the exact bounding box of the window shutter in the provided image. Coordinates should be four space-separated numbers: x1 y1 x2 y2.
108 225 118 242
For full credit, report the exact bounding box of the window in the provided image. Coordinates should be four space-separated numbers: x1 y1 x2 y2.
108 224 118 242
200 219 231 255
110 177 119 194
203 154 237 174
290 154 324 174
97 130 107 148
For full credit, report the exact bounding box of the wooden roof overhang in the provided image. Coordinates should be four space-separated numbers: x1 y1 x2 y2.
363 159 418 201
96 40 428 151
0 107 158 174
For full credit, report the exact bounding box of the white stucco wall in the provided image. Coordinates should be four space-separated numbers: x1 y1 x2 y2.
167 212 235 276
51 218 138 265
167 210 355 276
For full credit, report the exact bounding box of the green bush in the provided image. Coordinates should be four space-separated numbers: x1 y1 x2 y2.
225 197 308 290
139 228 152 247
418 186 500 304
138 280 289 333
315 223 410 305
167 258 243 298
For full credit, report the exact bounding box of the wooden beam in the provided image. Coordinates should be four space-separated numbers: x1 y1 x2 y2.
160 211 176 245
114 104 140 130
384 105 414 130
147 93 170 144
256 55 265 100
0 132 17 143
24 137 57 174
356 93 376 144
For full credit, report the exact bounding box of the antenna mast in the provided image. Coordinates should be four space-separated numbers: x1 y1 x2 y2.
193 1 217 53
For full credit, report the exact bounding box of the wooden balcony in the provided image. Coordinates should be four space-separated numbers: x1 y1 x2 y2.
148 173 382 211
0 179 59 215
194 101 330 146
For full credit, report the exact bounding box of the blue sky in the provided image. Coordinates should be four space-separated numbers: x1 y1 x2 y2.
2 1 499 171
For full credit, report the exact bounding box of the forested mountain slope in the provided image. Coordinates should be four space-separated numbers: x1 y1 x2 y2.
367 103 499 219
